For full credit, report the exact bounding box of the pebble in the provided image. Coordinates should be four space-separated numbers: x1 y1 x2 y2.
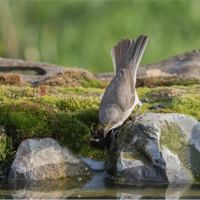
150 104 166 110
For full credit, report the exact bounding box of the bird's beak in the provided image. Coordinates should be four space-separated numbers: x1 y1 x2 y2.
103 126 110 138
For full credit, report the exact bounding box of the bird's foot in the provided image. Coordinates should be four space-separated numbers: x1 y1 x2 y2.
133 116 137 125
132 103 141 126
129 122 133 128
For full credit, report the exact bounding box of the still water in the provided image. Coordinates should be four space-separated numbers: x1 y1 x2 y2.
0 171 200 199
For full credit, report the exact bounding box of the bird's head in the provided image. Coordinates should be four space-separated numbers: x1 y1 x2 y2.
99 104 123 138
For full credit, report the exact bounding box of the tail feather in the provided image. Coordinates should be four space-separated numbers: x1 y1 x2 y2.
130 35 148 70
111 38 130 74
111 35 148 77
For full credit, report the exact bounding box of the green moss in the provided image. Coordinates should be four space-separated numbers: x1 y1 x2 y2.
136 87 156 99
71 108 99 126
122 152 135 160
55 86 105 96
81 78 102 88
23 95 101 114
29 96 59 108
187 144 200 181
0 85 34 100
1 101 56 147
0 102 14 124
160 121 200 180
0 134 7 161
56 96 100 112
160 121 187 159
169 94 200 121
122 151 150 166
0 84 104 104
160 121 194 176
0 134 15 176
0 100 107 160
133 151 151 165
54 108 107 159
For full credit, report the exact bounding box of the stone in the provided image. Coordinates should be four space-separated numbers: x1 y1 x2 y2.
0 58 66 82
150 104 166 110
9 138 93 180
145 50 200 77
106 113 200 183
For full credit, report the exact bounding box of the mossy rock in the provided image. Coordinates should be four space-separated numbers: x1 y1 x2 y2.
107 113 200 183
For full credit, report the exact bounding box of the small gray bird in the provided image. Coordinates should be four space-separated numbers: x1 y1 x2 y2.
99 35 148 138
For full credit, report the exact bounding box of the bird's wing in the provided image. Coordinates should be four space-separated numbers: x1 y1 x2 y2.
102 67 135 112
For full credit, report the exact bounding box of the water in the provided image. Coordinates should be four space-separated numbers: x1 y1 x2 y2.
1 172 200 199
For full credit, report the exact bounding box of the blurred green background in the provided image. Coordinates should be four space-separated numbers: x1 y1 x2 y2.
0 1 200 73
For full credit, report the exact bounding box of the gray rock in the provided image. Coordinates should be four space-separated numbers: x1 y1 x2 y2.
106 113 200 183
9 138 93 180
150 104 166 110
94 50 200 80
0 57 66 82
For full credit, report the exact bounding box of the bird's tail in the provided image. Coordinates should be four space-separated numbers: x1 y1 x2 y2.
111 35 148 79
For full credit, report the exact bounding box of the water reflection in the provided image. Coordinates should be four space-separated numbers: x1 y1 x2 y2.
115 183 190 200
0 172 200 199
8 176 90 199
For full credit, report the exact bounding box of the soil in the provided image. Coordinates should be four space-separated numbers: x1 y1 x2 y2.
151 87 187 101
40 68 96 87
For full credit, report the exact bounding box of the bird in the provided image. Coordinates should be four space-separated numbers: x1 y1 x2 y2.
99 35 148 138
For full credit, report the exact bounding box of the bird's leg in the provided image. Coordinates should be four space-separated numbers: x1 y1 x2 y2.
133 101 142 125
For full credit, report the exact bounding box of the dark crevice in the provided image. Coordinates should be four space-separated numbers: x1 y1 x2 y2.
0 67 47 75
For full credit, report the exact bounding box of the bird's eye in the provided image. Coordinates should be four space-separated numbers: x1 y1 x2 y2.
113 121 116 124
